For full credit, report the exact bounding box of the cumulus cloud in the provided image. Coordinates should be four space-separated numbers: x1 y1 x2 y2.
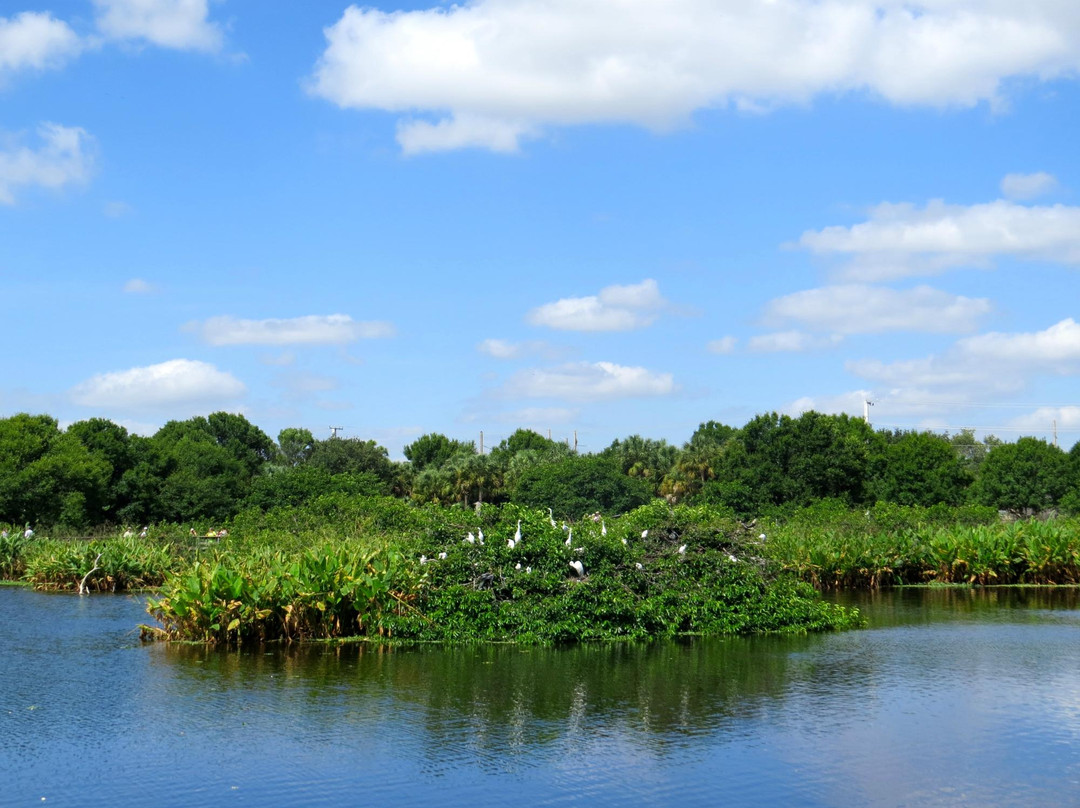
505 361 675 400
1001 171 1059 201
748 331 843 353
847 318 1080 397
123 278 156 294
0 11 83 77
187 314 396 346
309 0 1080 153
798 199 1080 280
0 123 95 205
763 284 991 334
787 390 872 418
93 0 223 51
1006 406 1080 434
527 279 668 332
707 336 738 355
70 358 245 410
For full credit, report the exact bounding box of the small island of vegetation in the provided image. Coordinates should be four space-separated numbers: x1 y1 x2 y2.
2 409 1078 644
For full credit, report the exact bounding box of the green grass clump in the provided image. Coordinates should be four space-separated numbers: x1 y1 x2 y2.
23 536 176 591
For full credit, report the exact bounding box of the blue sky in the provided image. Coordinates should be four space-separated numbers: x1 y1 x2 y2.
3 0 1080 456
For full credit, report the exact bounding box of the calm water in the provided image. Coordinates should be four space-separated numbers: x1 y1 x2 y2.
2 587 1079 807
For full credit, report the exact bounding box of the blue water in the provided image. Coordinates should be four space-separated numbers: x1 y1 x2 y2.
2 587 1079 807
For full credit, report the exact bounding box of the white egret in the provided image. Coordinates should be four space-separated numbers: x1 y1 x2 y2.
514 520 522 544
139 527 148 539
464 532 476 544
548 508 556 528
515 562 522 570
565 527 572 547
678 544 687 555
122 529 134 538
621 538 627 546
478 528 485 545
0 530 7 539
420 555 428 565
569 560 585 577
759 532 767 542
438 552 447 559
508 538 516 549
601 520 607 536
727 553 737 563
526 566 532 574
23 527 34 539
635 562 643 570
641 529 648 539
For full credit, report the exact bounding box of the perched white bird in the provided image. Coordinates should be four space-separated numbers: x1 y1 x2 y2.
526 566 532 574
635 562 643 570
574 547 584 554
438 552 447 560
23 527 34 539
139 527 148 539
122 530 134 538
0 530 7 539
515 562 522 570
678 544 687 555
514 520 522 544
568 560 585 577
420 555 428 565
641 529 649 539
478 528 484 542
464 532 476 544
727 553 737 563
548 508 556 528
759 532 767 542
565 527 572 547
508 538 516 549
621 538 628 546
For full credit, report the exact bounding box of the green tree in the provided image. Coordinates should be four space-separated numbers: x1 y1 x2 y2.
403 432 475 471
308 437 395 485
277 427 316 467
0 414 110 527
512 455 653 519
871 431 972 506
975 437 1070 512
601 435 678 492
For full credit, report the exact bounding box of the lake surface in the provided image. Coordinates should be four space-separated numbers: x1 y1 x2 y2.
2 586 1079 807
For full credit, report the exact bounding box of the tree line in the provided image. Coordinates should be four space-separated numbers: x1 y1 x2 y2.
1 410 1077 528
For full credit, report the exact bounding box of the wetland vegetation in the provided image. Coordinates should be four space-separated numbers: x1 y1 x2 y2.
2 409 1079 644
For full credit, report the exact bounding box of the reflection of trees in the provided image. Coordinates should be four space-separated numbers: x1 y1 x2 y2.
157 635 827 762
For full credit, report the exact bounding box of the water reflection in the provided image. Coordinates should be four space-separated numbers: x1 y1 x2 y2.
3 586 1080 807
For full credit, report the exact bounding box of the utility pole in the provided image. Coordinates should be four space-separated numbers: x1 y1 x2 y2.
573 430 578 454
1053 419 1058 448
479 430 484 455
329 426 343 439
863 399 874 426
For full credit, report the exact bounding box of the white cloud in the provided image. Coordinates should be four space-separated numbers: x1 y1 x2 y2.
93 0 223 52
309 0 1080 153
70 358 245 410
123 278 156 294
492 406 579 425
1001 171 1059 201
748 331 843 353
0 11 83 76
798 199 1080 280
0 123 95 205
527 279 668 332
763 284 991 334
847 318 1080 396
707 336 738 355
1006 406 1080 434
477 338 563 360
505 361 675 400
187 314 396 346
787 390 871 418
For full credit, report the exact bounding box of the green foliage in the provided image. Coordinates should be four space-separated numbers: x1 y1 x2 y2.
975 437 1070 512
403 433 475 471
277 427 315 467
871 431 972 506
244 466 387 511
308 436 396 485
512 455 653 519
23 535 176 591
